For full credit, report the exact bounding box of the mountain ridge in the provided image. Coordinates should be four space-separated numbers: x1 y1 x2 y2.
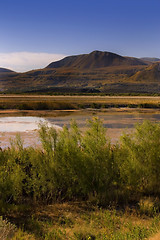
0 50 160 94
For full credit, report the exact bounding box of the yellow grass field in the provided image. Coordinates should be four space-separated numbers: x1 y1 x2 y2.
0 95 160 110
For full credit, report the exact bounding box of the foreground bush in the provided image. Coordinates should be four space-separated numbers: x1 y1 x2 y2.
117 121 160 200
1 119 160 208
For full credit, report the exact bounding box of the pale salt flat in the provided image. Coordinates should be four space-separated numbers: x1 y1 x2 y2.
0 117 62 148
0 116 61 132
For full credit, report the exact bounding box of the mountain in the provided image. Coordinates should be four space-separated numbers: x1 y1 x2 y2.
47 51 146 69
130 63 160 82
140 57 160 63
0 67 14 73
0 68 17 92
1 50 160 94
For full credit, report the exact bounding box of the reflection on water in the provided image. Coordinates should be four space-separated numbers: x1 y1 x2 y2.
47 112 160 129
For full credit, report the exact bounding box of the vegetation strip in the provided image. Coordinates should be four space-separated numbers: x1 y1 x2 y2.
1 118 160 238
1 95 160 110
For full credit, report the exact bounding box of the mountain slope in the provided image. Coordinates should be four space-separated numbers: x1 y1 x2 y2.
0 68 16 92
130 63 160 82
0 67 14 74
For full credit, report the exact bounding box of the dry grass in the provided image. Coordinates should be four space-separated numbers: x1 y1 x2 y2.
0 95 160 111
0 216 16 240
4 202 160 240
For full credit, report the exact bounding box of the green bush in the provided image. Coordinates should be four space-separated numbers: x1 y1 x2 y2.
1 119 160 208
80 118 116 203
117 120 160 200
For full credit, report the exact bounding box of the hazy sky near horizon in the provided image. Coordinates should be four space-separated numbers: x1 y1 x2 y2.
0 0 160 72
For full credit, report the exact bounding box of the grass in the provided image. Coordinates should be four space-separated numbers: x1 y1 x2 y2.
2 202 160 239
0 95 160 110
0 216 16 239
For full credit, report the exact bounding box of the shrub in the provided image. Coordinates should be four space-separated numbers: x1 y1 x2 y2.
80 118 116 203
118 120 160 199
1 119 160 208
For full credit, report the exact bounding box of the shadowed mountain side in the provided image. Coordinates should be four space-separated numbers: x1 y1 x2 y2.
0 68 14 73
0 68 17 91
0 67 16 79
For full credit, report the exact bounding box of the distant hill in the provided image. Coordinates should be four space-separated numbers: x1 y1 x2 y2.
1 51 160 94
0 67 14 73
140 57 160 63
0 68 16 92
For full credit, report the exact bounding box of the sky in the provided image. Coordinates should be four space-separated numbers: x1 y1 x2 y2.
0 0 160 72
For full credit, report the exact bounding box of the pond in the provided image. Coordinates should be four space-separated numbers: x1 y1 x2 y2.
0 116 61 132
0 110 160 148
46 110 160 143
0 116 61 149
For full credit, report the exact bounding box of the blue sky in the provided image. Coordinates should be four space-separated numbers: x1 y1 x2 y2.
0 0 160 71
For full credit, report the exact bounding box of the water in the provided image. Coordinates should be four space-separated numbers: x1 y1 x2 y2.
47 112 160 129
0 113 159 133
0 116 61 148
47 111 160 143
0 111 160 147
0 116 61 132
